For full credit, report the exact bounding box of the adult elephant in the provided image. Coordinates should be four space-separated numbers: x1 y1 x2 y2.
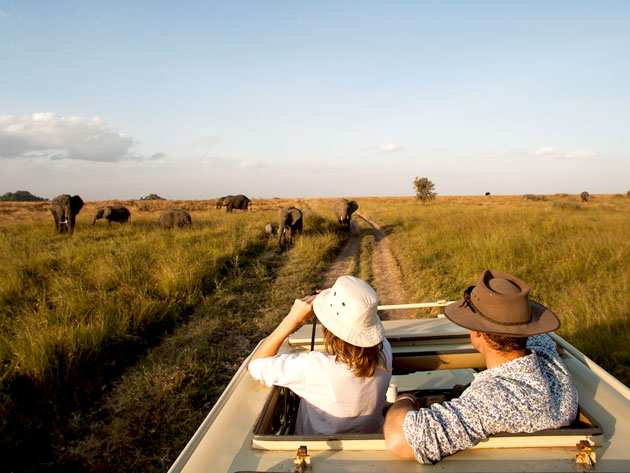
580 191 590 202
92 206 131 225
50 194 84 234
216 194 250 212
278 206 303 248
333 198 358 227
159 209 192 228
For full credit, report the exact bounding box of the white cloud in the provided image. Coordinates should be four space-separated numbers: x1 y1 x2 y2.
379 142 404 153
533 147 557 156
533 147 598 160
0 113 150 162
563 149 597 159
238 160 267 169
192 135 222 147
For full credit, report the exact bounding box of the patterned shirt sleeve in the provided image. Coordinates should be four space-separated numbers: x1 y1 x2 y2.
402 391 491 463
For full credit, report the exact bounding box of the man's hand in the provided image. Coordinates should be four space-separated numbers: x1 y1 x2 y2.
384 394 418 459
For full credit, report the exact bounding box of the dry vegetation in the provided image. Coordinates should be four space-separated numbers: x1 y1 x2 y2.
0 198 346 472
1 193 629 472
357 194 630 385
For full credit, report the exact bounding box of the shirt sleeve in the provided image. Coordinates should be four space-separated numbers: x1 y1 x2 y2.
526 334 558 356
248 353 309 391
402 394 489 464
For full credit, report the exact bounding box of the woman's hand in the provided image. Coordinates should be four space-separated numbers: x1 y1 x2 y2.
287 294 317 326
249 292 319 363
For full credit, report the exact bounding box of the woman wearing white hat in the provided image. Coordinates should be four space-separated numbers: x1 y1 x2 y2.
248 276 393 435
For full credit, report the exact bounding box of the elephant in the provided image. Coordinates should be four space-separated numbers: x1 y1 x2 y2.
580 191 590 202
159 209 192 228
265 223 277 236
278 206 303 248
485 192 491 196
216 194 250 212
333 199 358 227
92 206 130 225
50 194 84 234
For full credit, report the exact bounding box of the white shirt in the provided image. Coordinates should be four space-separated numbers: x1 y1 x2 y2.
248 338 393 435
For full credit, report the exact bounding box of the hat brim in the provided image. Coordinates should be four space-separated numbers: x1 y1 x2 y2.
443 299 560 337
313 288 384 348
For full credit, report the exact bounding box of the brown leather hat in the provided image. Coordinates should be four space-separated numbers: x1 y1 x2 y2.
443 270 560 337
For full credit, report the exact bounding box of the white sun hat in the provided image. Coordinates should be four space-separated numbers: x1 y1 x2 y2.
313 276 384 347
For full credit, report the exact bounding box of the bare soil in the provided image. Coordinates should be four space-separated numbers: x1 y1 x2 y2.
319 213 414 320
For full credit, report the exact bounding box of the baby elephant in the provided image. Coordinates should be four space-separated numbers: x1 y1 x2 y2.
278 206 303 248
160 209 192 228
265 223 277 236
92 206 131 225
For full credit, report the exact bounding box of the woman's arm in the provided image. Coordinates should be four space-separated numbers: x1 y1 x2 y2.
250 294 317 363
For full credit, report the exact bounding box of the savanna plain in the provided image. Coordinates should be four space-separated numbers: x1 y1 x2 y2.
1 194 629 472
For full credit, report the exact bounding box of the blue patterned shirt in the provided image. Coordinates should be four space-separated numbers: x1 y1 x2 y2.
403 334 579 463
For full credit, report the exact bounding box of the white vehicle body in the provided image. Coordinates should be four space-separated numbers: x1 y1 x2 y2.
169 305 630 473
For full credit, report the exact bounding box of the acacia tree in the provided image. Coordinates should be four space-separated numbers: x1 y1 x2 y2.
413 177 436 202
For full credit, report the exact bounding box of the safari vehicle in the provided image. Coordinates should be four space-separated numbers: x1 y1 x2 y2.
168 302 630 473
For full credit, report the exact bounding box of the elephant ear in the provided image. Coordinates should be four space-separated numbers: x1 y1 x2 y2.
103 207 113 218
349 200 358 213
71 195 84 212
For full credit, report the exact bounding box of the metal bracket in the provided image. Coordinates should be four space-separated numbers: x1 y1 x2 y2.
575 440 596 470
292 445 311 473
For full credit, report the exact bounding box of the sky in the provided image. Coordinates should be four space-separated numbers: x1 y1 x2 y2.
1 1 629 200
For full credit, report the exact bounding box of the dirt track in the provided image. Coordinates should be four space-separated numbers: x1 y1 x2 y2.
319 213 415 320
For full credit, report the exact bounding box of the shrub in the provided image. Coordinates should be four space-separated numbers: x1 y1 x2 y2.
413 177 436 202
524 194 547 201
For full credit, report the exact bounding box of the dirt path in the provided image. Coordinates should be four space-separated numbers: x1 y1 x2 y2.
318 213 415 320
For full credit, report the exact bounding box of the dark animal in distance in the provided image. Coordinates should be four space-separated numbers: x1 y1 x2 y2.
159 209 192 228
92 206 131 225
50 194 84 234
580 191 590 202
333 199 358 227
216 195 250 212
485 192 491 196
278 206 303 248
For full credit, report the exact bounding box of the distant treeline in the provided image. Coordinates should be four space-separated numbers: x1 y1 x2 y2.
0 190 47 201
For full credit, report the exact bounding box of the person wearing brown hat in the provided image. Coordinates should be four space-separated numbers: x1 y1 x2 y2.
248 276 392 435
384 270 578 463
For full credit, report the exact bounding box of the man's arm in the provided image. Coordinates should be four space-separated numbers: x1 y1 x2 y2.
384 396 418 459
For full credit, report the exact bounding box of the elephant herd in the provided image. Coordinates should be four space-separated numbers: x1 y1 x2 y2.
49 193 359 249
49 194 199 234
268 198 358 249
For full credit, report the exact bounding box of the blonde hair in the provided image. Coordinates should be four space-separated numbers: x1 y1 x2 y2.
322 326 386 378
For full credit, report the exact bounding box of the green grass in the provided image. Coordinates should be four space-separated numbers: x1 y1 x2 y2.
0 203 346 471
2 195 630 471
61 209 345 472
357 195 630 385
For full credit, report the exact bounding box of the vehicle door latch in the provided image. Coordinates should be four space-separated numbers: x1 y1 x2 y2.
575 440 596 470
292 445 311 473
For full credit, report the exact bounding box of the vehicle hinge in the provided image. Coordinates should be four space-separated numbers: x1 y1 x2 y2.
292 445 311 473
575 440 596 470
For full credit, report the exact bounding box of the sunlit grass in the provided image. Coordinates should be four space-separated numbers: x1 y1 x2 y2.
357 194 630 385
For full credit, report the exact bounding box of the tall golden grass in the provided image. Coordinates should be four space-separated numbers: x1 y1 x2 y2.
0 198 346 471
2 194 629 472
357 194 630 385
